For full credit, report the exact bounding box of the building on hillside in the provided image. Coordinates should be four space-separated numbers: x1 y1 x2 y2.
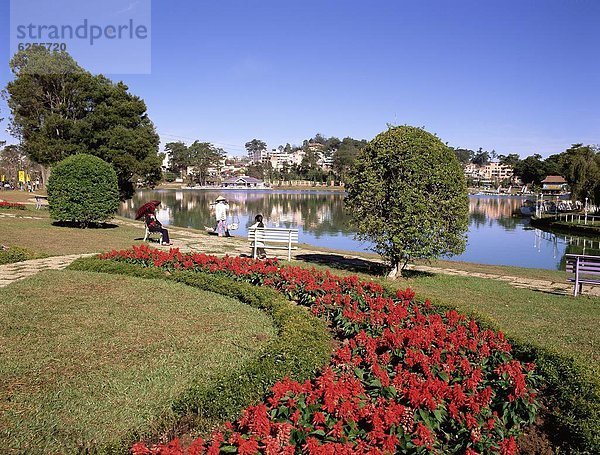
482 162 514 182
541 175 568 195
463 162 514 186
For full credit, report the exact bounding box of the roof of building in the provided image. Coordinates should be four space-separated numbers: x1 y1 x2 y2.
223 175 263 184
542 175 567 184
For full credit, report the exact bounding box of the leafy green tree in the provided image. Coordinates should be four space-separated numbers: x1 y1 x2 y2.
188 141 224 185
165 141 192 176
245 139 267 161
498 153 521 167
452 148 474 166
5 48 161 199
47 154 119 227
561 144 600 203
513 154 548 185
345 126 469 278
332 137 364 182
246 162 266 180
472 148 490 166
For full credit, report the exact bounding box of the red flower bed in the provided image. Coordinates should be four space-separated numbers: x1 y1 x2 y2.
100 245 538 454
0 201 26 210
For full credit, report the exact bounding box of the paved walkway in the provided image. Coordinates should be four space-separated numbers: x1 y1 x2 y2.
404 263 600 297
1 213 598 297
0 254 95 288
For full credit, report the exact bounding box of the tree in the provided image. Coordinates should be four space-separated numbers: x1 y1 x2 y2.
561 144 600 203
47 154 119 227
188 141 224 185
498 153 520 167
332 137 364 182
472 148 490 166
165 141 192 176
513 154 548 185
345 126 469 278
452 148 474 166
245 139 267 162
246 162 266 180
0 144 27 182
5 47 161 199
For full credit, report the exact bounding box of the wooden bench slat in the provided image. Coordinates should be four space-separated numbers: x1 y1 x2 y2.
565 254 600 296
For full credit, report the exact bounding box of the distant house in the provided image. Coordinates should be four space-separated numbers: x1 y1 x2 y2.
541 175 568 195
222 176 265 188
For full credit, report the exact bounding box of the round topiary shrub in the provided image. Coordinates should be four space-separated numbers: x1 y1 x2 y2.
47 154 119 226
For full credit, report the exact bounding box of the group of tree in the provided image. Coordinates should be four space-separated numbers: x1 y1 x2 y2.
451 143 600 203
165 140 225 185
499 145 599 203
244 134 367 183
3 47 163 199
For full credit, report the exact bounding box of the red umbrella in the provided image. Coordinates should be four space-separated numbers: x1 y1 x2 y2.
135 200 161 220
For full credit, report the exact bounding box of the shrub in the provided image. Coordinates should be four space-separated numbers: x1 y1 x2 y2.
47 154 119 226
94 245 540 454
0 246 40 264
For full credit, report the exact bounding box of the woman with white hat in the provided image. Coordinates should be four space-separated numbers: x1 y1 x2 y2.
214 196 230 237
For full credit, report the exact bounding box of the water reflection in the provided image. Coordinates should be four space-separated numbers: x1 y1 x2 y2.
120 191 600 270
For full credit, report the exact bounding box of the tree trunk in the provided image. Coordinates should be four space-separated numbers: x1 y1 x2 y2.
40 165 51 189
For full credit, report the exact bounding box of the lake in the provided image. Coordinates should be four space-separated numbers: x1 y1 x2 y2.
120 190 600 270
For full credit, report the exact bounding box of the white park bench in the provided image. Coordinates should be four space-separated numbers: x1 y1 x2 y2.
565 254 600 296
248 227 298 260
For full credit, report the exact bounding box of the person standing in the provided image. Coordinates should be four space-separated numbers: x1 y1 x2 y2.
214 196 230 237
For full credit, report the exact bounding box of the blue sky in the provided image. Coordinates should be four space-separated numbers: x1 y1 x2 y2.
1 0 599 157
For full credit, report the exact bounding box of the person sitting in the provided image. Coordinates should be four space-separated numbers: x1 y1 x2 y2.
145 209 172 246
249 214 267 259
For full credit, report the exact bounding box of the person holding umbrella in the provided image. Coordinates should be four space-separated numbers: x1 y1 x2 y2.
135 200 173 246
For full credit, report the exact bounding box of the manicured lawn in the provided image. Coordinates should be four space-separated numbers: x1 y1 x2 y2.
0 270 276 453
0 208 148 255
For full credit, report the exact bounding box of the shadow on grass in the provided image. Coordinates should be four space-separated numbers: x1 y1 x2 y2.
52 221 119 229
295 253 435 279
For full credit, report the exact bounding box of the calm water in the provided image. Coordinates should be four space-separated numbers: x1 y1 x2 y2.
120 190 600 270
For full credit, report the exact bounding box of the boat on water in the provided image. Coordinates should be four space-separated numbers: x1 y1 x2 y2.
520 199 536 216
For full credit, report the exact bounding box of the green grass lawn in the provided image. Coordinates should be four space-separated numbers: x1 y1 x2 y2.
0 270 276 453
0 208 148 256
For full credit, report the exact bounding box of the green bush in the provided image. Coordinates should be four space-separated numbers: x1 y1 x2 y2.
0 246 40 265
68 257 333 441
163 171 177 182
47 154 119 226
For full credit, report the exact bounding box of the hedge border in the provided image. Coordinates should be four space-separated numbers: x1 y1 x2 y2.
67 257 334 452
0 246 44 265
